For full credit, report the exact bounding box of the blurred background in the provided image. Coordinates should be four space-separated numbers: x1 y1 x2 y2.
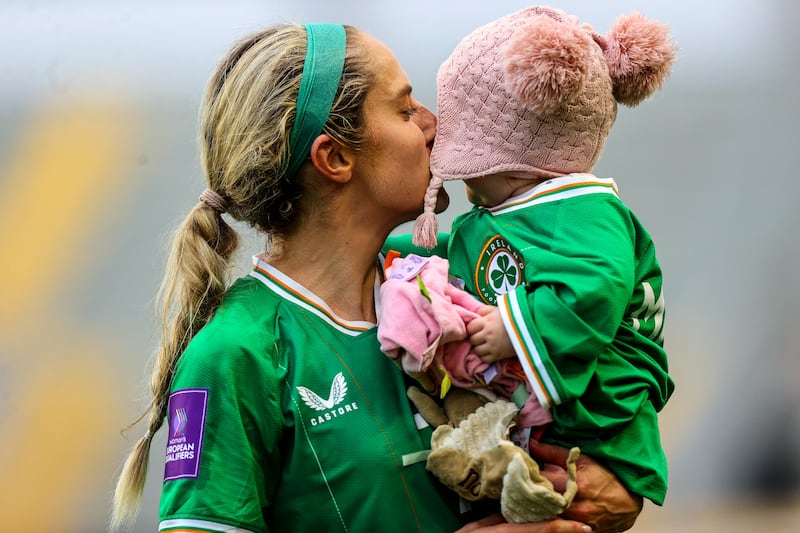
1 0 798 531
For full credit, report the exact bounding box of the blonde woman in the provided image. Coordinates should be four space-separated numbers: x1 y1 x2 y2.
112 21 639 533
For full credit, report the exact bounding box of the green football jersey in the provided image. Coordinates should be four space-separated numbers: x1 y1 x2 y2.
158 255 462 532
445 174 674 505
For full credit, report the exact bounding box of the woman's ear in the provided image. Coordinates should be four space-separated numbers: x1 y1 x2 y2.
309 134 354 184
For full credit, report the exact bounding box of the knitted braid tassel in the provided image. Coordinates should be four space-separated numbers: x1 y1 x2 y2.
412 175 443 249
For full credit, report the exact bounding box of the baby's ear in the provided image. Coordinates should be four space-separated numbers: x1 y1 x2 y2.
503 14 594 115
600 12 679 107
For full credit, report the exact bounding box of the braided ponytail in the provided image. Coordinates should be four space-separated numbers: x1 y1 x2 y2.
111 203 237 530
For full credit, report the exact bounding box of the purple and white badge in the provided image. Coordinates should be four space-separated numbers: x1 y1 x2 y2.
163 388 208 482
389 254 429 281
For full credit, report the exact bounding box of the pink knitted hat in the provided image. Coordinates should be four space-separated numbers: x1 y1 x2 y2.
412 6 677 248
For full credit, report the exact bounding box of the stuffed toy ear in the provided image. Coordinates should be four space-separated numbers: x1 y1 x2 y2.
601 12 678 106
504 14 594 115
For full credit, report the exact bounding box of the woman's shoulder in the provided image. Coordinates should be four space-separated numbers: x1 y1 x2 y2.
176 275 283 378
214 275 280 336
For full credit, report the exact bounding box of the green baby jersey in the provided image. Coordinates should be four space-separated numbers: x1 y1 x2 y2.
158 255 462 533
386 174 675 504
446 174 674 505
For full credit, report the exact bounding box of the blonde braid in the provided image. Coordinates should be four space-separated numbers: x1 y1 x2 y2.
111 204 237 530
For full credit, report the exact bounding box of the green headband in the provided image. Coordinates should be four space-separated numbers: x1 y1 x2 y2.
284 23 347 181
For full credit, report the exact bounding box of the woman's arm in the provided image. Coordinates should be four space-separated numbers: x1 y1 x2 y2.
383 231 450 258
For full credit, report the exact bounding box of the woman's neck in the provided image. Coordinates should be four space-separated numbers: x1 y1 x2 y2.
264 224 386 323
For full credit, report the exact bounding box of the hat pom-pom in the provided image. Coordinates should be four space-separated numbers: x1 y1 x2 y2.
603 12 678 106
504 15 593 115
412 211 438 250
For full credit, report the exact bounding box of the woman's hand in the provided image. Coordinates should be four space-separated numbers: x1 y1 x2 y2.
455 512 590 533
529 441 643 533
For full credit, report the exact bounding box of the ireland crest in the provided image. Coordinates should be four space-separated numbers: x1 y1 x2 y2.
474 234 525 304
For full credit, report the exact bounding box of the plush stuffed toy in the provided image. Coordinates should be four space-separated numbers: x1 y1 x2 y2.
379 253 552 427
408 386 580 523
428 399 579 523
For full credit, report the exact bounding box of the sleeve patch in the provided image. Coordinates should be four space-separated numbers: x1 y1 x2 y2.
163 388 208 482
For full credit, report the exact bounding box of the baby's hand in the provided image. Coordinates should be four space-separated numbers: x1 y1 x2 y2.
467 305 515 363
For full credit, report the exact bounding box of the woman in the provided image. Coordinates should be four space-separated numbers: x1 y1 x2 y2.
111 22 640 533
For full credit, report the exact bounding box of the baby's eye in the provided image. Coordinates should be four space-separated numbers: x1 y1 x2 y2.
404 106 419 117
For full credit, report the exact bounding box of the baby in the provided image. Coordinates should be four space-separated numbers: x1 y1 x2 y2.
384 4 678 513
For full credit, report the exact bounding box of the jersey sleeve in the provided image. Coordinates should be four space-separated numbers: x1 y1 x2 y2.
383 231 450 258
544 399 669 505
497 196 636 411
158 316 282 533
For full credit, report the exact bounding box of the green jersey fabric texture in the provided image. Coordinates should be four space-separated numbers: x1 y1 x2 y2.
386 174 674 505
158 255 462 533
